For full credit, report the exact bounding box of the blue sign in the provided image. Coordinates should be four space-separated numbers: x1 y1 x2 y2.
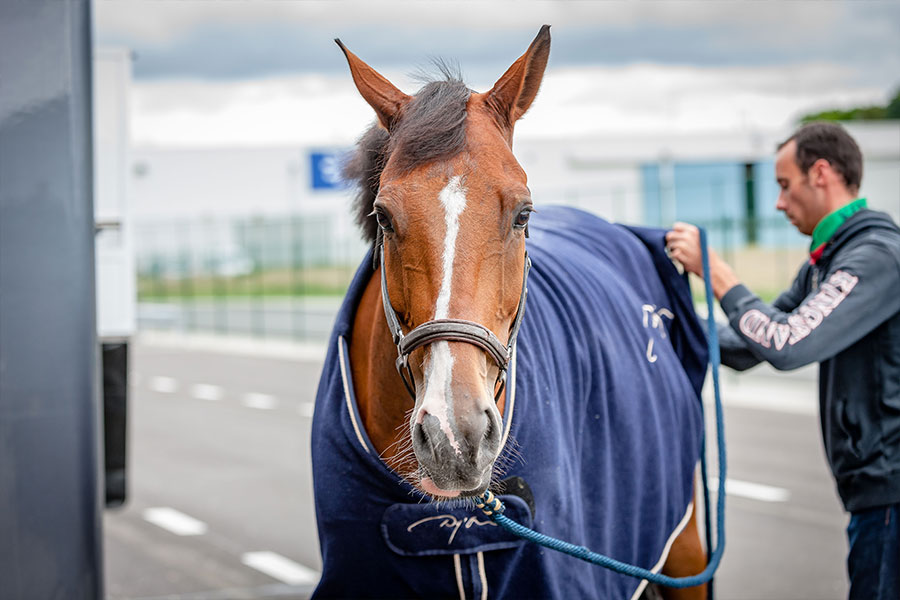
310 151 347 190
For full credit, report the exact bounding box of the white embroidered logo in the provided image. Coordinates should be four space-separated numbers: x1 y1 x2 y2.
642 304 675 363
407 513 497 545
739 270 859 349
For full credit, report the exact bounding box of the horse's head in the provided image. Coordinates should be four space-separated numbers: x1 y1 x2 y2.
340 26 550 499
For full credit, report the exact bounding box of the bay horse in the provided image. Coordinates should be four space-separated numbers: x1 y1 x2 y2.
312 26 709 599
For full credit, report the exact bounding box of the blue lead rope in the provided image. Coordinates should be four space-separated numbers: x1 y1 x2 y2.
475 226 726 589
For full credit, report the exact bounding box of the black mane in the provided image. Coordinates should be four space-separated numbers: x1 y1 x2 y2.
342 70 471 243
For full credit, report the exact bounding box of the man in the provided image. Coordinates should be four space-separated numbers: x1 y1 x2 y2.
665 121 900 599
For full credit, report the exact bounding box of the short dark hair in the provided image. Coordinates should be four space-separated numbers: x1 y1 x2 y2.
778 122 863 193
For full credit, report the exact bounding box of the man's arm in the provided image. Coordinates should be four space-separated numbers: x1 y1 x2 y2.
666 223 900 370
667 223 810 370
710 268 809 371
718 242 899 370
716 323 761 371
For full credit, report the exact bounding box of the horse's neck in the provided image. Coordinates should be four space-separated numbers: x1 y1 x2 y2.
349 271 414 470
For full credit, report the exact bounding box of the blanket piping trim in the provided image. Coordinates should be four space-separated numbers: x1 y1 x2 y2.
338 336 370 454
453 554 465 600
476 551 488 600
498 345 517 452
629 499 696 600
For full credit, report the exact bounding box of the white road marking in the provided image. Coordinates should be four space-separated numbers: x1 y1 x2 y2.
709 477 791 503
242 392 278 410
241 551 320 585
298 402 315 418
142 507 208 536
191 383 223 401
149 376 177 394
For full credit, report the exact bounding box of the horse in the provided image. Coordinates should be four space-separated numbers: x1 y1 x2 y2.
311 26 709 599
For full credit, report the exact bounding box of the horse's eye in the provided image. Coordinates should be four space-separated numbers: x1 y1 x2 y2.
375 209 393 232
514 208 532 229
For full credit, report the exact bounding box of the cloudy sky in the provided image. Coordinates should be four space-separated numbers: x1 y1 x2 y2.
93 0 900 147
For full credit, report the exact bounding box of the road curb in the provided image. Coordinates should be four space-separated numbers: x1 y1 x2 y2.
137 330 328 363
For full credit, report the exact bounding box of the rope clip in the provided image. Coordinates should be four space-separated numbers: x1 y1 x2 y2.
475 490 505 517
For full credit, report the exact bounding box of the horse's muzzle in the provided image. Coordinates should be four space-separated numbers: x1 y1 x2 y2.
413 407 501 497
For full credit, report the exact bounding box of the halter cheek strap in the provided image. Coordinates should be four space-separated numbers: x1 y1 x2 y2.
378 243 531 401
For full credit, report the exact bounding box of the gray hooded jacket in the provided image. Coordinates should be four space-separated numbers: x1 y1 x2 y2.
718 209 900 512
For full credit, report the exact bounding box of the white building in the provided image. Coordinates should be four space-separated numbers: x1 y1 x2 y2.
130 121 899 271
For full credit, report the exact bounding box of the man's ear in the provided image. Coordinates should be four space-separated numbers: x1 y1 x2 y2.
810 158 833 188
336 39 411 131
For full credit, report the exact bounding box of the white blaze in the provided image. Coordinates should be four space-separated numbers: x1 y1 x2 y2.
435 176 466 320
417 176 467 455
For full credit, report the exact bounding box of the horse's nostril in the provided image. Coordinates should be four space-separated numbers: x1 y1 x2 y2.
483 410 494 441
413 415 446 463
413 421 428 448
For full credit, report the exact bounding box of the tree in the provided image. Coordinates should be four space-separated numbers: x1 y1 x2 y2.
886 89 900 119
800 87 900 123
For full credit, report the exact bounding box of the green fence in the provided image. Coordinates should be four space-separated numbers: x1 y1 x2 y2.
691 216 808 302
136 213 807 341
136 215 366 340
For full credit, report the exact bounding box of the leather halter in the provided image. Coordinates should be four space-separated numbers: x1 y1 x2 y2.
377 243 531 401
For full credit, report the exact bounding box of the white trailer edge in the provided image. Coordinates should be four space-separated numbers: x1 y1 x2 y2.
93 47 135 507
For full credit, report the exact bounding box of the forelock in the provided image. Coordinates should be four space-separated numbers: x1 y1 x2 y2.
343 71 472 243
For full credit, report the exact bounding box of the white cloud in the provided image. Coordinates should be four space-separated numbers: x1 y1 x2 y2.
96 0 859 42
129 63 889 148
132 75 372 146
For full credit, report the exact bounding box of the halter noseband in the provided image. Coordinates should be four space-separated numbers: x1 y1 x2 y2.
377 243 531 401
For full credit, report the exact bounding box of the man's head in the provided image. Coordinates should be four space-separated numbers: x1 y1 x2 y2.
775 122 863 236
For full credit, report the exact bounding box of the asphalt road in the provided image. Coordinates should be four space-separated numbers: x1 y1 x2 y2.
104 335 848 599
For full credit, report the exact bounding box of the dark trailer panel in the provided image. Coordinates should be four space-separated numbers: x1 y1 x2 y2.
0 0 104 597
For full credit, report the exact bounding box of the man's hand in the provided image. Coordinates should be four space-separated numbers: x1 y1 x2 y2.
665 222 705 276
665 222 741 300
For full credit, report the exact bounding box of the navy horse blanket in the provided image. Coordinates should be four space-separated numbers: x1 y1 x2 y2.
311 206 707 599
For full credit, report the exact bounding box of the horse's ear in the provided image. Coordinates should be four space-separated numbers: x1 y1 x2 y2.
485 25 551 130
336 39 411 131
